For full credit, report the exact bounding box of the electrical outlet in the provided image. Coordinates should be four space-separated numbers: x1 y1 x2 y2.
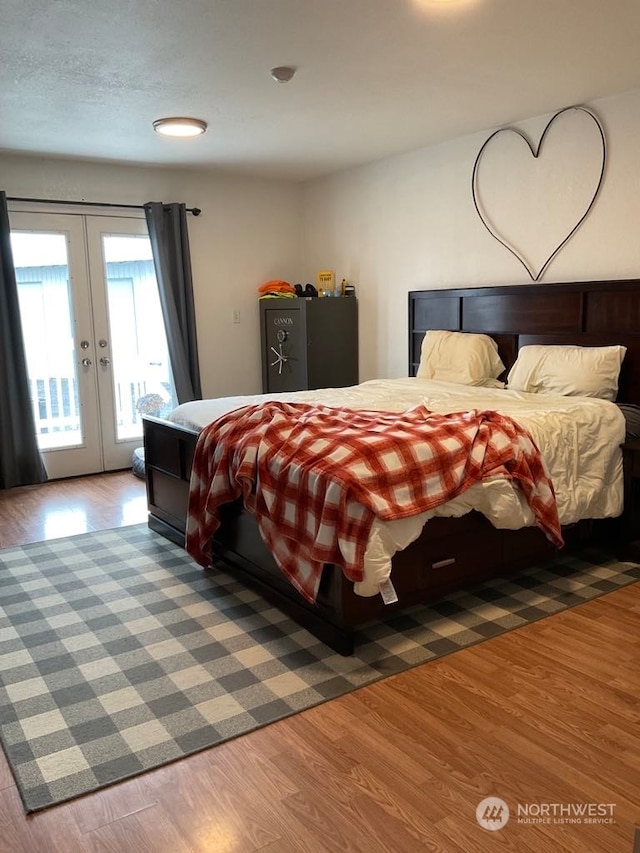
232 309 241 324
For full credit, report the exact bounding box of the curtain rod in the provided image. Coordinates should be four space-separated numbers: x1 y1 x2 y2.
7 196 202 216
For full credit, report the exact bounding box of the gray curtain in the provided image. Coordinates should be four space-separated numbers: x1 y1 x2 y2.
0 191 48 488
144 202 202 403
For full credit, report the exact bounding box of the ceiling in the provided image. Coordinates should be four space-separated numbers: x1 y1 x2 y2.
3 0 640 182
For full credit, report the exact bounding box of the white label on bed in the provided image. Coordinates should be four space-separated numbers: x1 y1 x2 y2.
379 579 399 605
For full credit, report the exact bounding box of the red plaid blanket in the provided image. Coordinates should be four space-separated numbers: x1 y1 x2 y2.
186 402 563 603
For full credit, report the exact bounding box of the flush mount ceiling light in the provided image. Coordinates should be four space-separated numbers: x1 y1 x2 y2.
412 0 479 7
153 117 208 138
270 66 296 83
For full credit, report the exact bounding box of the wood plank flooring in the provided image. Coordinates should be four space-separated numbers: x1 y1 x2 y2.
0 473 639 852
0 472 148 549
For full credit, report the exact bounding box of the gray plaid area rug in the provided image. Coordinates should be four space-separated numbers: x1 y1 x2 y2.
0 525 638 813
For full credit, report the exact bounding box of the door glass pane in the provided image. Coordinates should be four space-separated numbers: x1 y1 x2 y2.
102 235 178 441
11 232 83 450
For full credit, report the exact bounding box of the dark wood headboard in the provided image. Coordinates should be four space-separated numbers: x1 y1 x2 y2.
409 279 640 404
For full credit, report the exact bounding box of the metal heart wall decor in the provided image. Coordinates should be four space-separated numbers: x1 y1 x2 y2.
472 106 606 282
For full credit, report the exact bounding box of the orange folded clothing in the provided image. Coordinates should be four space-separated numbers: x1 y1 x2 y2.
257 279 296 295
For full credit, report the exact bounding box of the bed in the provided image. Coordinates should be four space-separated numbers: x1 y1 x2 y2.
143 279 640 654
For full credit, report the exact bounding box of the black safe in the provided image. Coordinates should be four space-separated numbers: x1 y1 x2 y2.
260 297 358 393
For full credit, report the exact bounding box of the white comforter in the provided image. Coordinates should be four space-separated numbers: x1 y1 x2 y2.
167 378 625 597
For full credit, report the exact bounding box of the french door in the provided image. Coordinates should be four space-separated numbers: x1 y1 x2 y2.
9 211 177 479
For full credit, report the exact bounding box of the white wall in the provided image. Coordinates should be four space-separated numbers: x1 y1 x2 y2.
301 88 640 381
5 86 640 397
0 154 303 397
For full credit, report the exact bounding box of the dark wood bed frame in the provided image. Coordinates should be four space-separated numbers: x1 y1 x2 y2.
144 279 640 654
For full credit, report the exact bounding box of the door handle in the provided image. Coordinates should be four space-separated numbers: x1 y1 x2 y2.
81 358 92 367
99 357 111 367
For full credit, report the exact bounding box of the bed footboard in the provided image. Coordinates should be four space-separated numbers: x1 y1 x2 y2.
144 416 197 546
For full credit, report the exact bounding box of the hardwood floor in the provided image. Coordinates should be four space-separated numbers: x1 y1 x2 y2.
0 474 639 852
0 471 147 549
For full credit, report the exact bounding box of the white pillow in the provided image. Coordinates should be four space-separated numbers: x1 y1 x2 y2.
417 330 505 386
507 344 627 401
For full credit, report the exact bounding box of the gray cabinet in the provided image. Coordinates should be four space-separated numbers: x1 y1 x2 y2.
260 297 358 393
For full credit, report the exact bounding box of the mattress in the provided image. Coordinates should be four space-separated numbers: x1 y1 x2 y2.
167 378 625 597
